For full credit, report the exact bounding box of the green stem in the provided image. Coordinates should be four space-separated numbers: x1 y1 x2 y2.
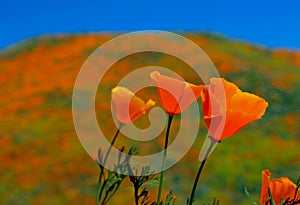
103 126 122 166
96 126 122 205
96 168 104 205
134 184 139 205
157 115 174 204
188 137 216 205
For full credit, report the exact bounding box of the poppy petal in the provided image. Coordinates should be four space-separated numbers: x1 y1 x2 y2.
150 71 202 115
179 83 204 114
111 87 155 124
260 169 299 205
201 78 268 140
229 92 269 118
260 169 271 205
130 99 156 122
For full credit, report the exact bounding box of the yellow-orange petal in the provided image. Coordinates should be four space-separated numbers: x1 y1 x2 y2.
130 98 155 122
150 71 186 114
150 71 203 115
260 169 299 205
204 110 257 141
209 78 241 107
208 92 269 140
260 169 271 205
201 86 224 117
270 178 296 204
201 78 268 140
229 92 269 118
111 87 155 124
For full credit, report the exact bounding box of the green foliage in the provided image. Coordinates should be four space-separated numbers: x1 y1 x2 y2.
96 146 137 205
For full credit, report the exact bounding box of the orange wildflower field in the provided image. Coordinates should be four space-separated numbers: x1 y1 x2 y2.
0 33 299 204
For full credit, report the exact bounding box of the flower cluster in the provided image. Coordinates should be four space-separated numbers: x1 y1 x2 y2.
93 71 298 205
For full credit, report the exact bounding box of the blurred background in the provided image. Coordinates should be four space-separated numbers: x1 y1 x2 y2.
0 0 299 204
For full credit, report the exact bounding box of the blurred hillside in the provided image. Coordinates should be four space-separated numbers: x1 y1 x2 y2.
0 33 299 204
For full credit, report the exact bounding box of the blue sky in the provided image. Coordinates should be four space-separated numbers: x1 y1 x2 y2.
1 0 300 50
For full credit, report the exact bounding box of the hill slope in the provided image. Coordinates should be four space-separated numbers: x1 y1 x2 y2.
0 33 299 204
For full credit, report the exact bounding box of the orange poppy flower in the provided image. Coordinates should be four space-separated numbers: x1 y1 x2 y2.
201 78 268 141
260 169 300 204
150 71 204 115
111 87 155 125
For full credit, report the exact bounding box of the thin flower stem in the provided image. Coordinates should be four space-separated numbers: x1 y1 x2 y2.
96 168 104 205
96 125 122 205
157 114 174 204
188 137 217 205
103 126 122 166
134 184 139 205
